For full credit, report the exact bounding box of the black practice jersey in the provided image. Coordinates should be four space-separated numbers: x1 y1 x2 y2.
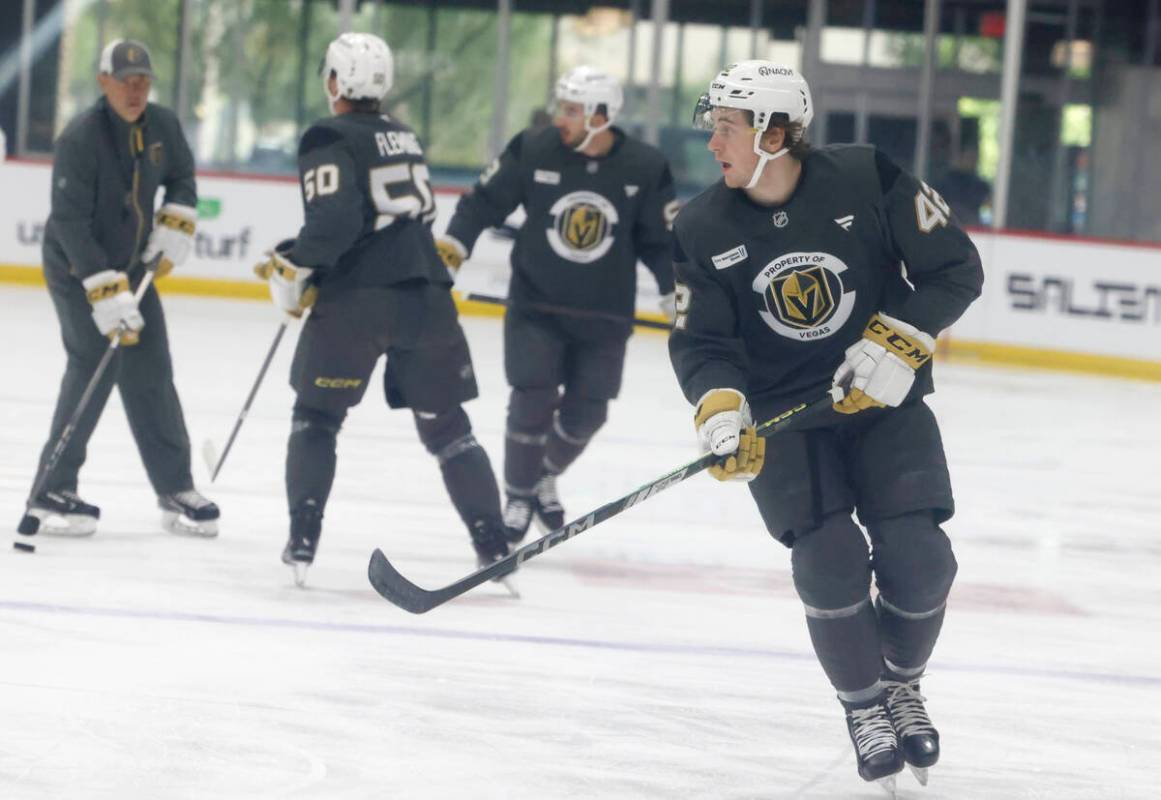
446 125 677 324
289 112 448 289
669 145 984 406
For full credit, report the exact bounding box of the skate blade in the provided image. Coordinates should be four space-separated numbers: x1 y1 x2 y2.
162 511 219 538
875 774 898 798
291 562 309 588
908 764 929 786
29 510 96 537
496 574 520 599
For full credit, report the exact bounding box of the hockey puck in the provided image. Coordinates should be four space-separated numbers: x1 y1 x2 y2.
13 541 36 553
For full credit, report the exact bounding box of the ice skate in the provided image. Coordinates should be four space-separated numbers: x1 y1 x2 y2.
884 678 939 786
533 473 565 532
843 699 904 794
470 517 519 598
282 503 322 587
502 493 534 543
24 490 100 536
159 489 220 536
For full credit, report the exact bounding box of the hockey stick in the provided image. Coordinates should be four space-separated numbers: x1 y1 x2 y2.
203 318 289 482
460 291 673 332
368 388 841 613
16 259 160 542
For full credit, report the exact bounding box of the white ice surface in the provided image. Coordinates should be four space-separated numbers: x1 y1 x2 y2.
1 284 1159 799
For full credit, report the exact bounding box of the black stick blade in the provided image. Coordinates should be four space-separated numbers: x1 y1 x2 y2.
367 549 442 614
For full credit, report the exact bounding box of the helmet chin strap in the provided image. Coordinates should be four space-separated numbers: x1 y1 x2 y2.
574 113 612 153
324 73 339 114
744 130 790 189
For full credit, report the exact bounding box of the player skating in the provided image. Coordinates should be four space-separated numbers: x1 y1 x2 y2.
669 61 983 791
436 66 678 544
255 33 509 587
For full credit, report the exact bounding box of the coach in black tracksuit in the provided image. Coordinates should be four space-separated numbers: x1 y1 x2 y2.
30 39 217 535
438 66 677 541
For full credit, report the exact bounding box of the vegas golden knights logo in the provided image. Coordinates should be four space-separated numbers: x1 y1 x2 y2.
127 47 140 63
559 203 607 251
547 190 619 263
752 252 856 341
767 266 837 330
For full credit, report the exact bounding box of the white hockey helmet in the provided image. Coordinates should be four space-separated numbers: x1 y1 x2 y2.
553 65 623 151
320 32 393 113
693 61 814 188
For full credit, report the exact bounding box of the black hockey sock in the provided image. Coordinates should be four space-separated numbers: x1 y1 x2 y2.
413 407 503 526
437 435 503 526
876 596 947 679
286 407 342 512
543 425 589 475
804 598 884 695
505 429 547 495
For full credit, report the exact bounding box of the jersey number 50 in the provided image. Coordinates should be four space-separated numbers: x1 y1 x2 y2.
371 163 436 228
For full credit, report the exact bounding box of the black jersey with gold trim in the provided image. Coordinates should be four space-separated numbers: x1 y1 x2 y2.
445 125 676 327
668 144 984 406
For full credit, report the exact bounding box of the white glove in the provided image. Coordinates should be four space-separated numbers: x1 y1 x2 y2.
142 203 196 277
659 292 676 323
693 388 765 481
832 312 935 415
254 242 316 318
695 388 748 456
83 270 144 343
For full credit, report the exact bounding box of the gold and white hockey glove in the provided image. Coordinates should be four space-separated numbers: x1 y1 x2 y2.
832 312 935 415
435 236 467 275
254 240 317 318
694 388 766 482
82 270 144 345
142 203 196 278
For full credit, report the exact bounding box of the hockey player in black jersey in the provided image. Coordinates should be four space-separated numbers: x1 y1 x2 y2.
669 62 984 791
436 66 678 543
255 33 509 586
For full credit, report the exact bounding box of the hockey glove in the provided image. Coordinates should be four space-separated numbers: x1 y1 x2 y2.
832 312 935 415
659 292 677 323
435 236 467 275
254 240 317 318
142 203 196 278
694 388 765 482
83 270 144 345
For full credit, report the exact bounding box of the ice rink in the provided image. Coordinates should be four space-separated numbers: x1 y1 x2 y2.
1 283 1158 799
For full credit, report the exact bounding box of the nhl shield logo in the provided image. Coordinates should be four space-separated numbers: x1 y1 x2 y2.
772 211 789 228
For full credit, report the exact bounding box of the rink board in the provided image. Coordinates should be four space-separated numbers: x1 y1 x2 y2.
1 159 1157 379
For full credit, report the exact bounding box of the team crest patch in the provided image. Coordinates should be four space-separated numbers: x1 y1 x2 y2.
148 142 163 166
752 252 855 340
546 190 619 263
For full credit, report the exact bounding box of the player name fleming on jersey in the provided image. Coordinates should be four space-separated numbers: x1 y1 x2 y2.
375 130 422 158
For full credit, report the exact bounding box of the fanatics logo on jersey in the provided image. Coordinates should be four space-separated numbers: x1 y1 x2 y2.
625 185 639 197
752 252 856 340
772 211 789 228
534 169 561 185
711 245 748 270
835 214 854 231
547 190 619 263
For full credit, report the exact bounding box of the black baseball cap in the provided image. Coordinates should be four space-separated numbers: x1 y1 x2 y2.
99 39 154 80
